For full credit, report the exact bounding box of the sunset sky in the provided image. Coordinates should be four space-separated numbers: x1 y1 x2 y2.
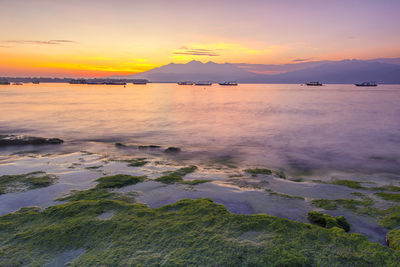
1 0 400 77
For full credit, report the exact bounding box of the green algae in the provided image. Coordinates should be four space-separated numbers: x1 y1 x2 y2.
312 194 374 211
375 193 400 202
265 188 305 200
1 198 400 266
95 174 146 189
57 188 137 204
0 171 57 194
180 179 212 186
387 229 400 251
372 185 400 192
85 165 103 170
307 211 350 232
275 170 286 179
155 165 198 184
332 179 365 189
124 158 149 167
380 206 400 229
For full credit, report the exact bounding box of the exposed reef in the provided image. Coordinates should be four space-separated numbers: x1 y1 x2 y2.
0 135 63 146
0 171 57 194
307 211 350 232
1 198 399 266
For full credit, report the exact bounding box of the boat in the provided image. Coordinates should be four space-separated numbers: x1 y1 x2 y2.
305 81 323 86
0 80 10 85
104 81 126 85
87 81 104 85
32 80 40 84
13 82 23 85
354 82 377 87
178 81 194 85
194 81 212 86
219 81 238 86
69 79 87 84
132 79 148 85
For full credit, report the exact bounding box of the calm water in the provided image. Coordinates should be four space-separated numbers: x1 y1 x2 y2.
1 83 400 177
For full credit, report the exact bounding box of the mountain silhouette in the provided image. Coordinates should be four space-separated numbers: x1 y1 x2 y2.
112 58 400 83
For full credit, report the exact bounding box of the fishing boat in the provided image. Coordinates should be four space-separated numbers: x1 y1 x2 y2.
354 82 377 87
32 80 40 84
0 80 10 85
69 79 87 84
13 82 23 85
305 81 323 86
219 81 238 86
178 81 194 85
104 81 126 85
132 79 148 85
194 81 212 86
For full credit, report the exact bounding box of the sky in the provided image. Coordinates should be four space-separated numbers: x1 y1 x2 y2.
1 0 400 77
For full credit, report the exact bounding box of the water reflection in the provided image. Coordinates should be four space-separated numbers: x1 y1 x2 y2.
0 83 399 176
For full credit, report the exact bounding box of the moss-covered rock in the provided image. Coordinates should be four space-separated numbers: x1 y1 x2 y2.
387 229 400 251
307 211 350 232
124 158 149 167
0 171 57 194
95 174 146 189
375 193 400 202
332 179 365 189
0 135 63 146
155 166 198 184
1 198 399 266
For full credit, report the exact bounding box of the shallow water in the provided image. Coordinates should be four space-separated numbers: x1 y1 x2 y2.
1 83 400 244
1 83 399 177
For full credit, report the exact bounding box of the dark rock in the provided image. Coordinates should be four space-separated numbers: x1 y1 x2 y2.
0 135 63 146
138 145 161 149
115 142 127 148
307 211 350 232
164 147 181 153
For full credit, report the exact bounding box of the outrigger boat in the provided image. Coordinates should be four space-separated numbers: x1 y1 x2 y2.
219 81 238 86
178 81 194 85
194 81 212 86
305 81 323 86
354 82 377 87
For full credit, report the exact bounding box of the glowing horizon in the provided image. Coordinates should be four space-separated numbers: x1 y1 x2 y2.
1 0 400 77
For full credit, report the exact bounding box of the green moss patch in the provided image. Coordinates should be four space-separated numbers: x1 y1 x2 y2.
95 174 146 189
372 185 400 192
0 171 57 194
380 206 400 229
2 198 400 266
307 211 350 232
265 189 304 200
181 179 212 186
332 179 365 189
375 193 400 202
124 158 149 167
57 188 137 204
312 194 374 211
155 165 198 184
387 229 400 251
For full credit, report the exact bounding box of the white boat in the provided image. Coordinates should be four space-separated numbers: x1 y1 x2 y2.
355 82 377 87
178 81 194 85
219 81 238 86
195 81 212 86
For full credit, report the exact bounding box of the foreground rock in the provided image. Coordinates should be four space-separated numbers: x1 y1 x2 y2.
164 147 181 153
1 198 398 266
0 135 63 146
